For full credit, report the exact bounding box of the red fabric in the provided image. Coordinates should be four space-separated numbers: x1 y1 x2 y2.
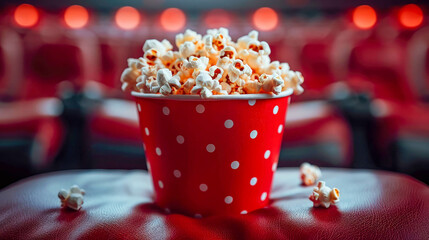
0 168 428 239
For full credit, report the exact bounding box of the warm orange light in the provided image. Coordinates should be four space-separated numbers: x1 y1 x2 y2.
352 5 377 30
115 6 141 30
64 5 89 29
14 4 39 28
204 9 231 28
160 8 186 32
399 4 423 29
253 7 279 31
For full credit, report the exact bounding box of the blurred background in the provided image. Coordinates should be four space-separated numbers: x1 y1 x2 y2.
0 1 428 188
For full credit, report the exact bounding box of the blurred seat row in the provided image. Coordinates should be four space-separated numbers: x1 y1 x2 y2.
1 19 429 186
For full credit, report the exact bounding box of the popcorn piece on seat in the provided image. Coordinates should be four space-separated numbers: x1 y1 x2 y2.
309 181 340 208
58 185 85 211
300 162 322 186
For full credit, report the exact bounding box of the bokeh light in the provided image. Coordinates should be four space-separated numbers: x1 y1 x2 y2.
160 8 186 32
115 6 141 30
64 5 89 29
14 4 39 28
352 5 377 30
398 4 423 29
204 9 232 28
253 7 279 31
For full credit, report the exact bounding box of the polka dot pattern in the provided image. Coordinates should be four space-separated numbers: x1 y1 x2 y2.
137 103 141 112
278 124 283 134
199 184 208 192
206 144 215 153
250 130 258 139
231 161 239 169
264 150 271 159
173 170 181 178
272 162 277 172
224 119 234 129
134 94 291 216
224 196 233 204
162 106 170 115
273 105 279 115
176 135 185 144
196 104 205 113
261 192 267 201
250 177 257 186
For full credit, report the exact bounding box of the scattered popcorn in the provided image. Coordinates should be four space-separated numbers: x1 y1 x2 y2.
120 28 305 98
300 162 322 186
309 181 340 208
58 185 85 211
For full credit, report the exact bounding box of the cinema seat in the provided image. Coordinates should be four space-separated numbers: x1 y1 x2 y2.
0 168 427 239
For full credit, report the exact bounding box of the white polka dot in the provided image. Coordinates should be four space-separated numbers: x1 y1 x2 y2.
173 170 181 178
273 105 279 115
145 127 150 136
224 119 234 129
250 130 258 139
176 135 185 144
143 143 146 151
272 162 277 172
240 210 248 214
248 100 256 106
231 161 239 169
147 162 151 172
261 192 267 201
162 106 170 115
165 208 171 213
199 184 208 192
194 213 202 218
196 104 205 113
156 147 162 156
158 180 164 189
250 177 257 186
206 144 215 153
264 150 271 159
224 196 233 204
137 103 141 112
278 124 283 134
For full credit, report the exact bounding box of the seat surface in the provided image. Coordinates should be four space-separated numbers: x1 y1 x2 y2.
0 168 428 240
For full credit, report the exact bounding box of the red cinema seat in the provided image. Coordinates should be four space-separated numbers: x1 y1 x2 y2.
19 29 99 99
0 168 428 239
87 99 145 169
0 98 65 187
281 100 352 167
0 27 24 100
334 27 417 103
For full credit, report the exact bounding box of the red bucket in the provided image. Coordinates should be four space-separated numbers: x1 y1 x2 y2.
133 89 292 217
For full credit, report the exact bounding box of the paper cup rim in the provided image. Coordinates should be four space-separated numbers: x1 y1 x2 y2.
131 88 293 101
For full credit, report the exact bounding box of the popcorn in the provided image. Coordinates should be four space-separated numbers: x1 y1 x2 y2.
191 71 226 98
58 185 85 211
300 162 321 186
157 68 181 95
121 28 305 98
309 181 340 208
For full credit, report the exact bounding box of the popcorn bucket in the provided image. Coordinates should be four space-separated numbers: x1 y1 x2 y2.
132 89 292 217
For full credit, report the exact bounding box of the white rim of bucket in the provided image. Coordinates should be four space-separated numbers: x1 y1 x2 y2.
131 88 293 101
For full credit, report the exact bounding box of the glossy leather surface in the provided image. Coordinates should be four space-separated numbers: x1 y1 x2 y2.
0 168 428 239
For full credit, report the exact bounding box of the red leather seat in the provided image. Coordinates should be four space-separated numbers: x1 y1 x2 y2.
0 168 428 239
